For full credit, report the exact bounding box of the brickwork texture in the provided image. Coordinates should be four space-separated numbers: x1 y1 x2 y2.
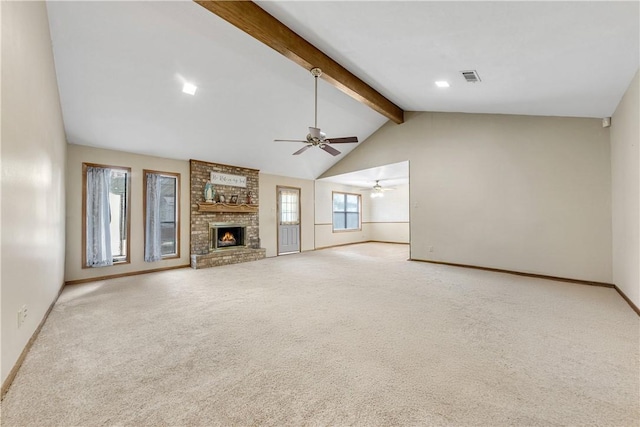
190 159 264 268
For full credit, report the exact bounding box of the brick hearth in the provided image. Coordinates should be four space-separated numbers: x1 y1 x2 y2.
190 246 266 269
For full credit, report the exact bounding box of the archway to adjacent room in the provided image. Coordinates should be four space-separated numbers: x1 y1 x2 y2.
314 161 410 249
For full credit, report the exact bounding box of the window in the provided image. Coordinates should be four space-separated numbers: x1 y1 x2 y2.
332 192 361 231
83 163 131 267
109 169 129 262
280 188 299 225
144 170 180 261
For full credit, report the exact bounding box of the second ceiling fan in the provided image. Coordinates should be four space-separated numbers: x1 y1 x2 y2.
274 68 359 156
359 180 397 196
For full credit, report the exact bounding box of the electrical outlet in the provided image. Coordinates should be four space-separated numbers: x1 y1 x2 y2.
429 246 434 252
17 305 27 328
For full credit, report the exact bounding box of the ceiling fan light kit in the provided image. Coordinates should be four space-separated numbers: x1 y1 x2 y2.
274 68 359 156
361 180 396 198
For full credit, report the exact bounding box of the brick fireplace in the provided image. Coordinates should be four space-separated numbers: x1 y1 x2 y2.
190 160 266 269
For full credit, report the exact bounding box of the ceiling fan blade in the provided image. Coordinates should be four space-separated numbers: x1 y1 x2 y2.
320 144 341 156
325 136 358 144
274 139 307 143
309 127 321 139
292 145 312 155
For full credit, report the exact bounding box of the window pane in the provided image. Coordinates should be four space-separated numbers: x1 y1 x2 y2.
159 177 175 222
161 223 176 255
346 194 359 212
280 190 299 224
109 170 128 259
332 192 360 231
333 193 345 211
159 176 177 256
346 212 359 230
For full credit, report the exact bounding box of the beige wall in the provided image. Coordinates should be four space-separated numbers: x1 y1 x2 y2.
611 69 640 308
315 181 371 248
65 145 190 282
1 1 67 384
368 183 410 243
259 173 315 257
368 223 409 244
323 112 612 283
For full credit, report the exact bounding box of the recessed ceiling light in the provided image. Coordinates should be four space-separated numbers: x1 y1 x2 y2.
182 82 197 95
435 81 450 88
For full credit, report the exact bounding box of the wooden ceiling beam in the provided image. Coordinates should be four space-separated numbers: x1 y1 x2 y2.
194 0 404 124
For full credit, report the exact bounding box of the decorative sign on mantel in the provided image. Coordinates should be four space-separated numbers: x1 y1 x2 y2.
210 171 247 188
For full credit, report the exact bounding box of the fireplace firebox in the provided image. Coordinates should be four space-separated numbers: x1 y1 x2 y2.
209 223 246 251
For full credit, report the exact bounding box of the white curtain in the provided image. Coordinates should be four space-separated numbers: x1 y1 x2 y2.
145 173 162 262
86 167 113 267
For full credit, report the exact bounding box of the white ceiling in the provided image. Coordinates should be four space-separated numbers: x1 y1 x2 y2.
47 1 639 183
257 1 639 117
46 1 387 180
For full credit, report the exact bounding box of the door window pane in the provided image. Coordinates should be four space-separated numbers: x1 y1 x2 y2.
280 189 299 224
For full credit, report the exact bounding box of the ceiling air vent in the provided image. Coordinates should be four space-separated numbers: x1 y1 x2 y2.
461 70 481 83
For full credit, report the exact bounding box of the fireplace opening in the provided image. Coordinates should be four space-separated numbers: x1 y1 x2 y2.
220 231 236 246
209 223 246 251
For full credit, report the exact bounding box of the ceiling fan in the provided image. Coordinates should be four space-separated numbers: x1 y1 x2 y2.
274 68 358 156
359 180 396 198
360 180 396 192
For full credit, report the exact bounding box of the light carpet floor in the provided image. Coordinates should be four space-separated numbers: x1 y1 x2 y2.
2 243 639 426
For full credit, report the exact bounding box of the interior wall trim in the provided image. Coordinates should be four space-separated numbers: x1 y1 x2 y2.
614 285 640 316
317 222 410 225
362 221 410 224
415 258 638 316
412 258 615 287
368 240 410 245
65 264 190 286
1 282 65 400
315 241 409 250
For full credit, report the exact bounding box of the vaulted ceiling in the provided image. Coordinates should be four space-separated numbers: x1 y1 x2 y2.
47 1 639 181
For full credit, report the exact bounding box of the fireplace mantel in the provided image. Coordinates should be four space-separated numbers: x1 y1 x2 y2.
197 202 258 213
